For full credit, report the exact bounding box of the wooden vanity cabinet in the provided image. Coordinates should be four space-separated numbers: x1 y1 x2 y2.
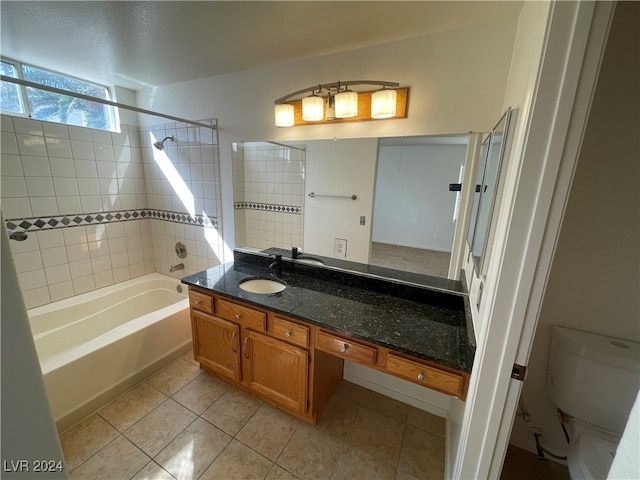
191 311 240 382
242 330 309 415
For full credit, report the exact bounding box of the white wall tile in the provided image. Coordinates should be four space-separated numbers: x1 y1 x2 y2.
93 270 114 289
37 229 64 249
41 246 69 267
91 130 112 144
18 268 47 289
44 264 71 284
71 140 95 160
112 266 130 283
1 115 15 132
21 156 52 177
94 143 115 162
45 137 73 158
53 177 79 196
90 256 112 274
22 286 50 310
30 197 58 216
56 196 82 214
66 244 90 263
2 155 23 176
88 240 110 258
1 132 19 155
49 281 74 302
80 195 102 212
1 175 27 198
73 275 95 295
77 178 100 196
0 199 30 221
63 227 88 245
69 259 92 279
74 160 98 177
49 157 76 177
12 117 43 136
68 126 92 141
17 134 47 157
26 177 55 197
42 122 69 139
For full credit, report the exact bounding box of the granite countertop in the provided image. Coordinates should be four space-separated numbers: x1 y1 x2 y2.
181 254 476 373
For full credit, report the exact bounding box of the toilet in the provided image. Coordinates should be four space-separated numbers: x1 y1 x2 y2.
546 325 640 480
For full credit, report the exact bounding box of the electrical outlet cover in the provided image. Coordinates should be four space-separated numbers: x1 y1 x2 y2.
334 238 347 258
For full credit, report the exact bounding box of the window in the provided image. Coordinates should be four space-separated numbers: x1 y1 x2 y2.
1 58 117 131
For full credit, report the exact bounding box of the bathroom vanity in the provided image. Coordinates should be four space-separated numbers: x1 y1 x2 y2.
181 250 475 424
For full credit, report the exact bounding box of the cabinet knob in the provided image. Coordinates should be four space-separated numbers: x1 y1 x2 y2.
235 313 242 320
285 330 292 338
340 343 349 353
417 372 425 381
194 300 201 304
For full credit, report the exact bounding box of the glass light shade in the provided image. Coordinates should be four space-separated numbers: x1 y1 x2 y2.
302 95 325 121
274 103 294 127
334 90 358 118
371 88 397 119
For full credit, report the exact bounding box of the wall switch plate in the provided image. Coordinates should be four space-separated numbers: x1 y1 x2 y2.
334 238 347 258
360 216 366 225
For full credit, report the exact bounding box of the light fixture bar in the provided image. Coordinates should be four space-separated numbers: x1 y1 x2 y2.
274 80 400 105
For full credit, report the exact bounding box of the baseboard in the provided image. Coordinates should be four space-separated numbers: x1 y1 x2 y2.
55 341 192 433
342 361 450 418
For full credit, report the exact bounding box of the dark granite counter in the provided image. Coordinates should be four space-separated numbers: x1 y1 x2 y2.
182 252 476 373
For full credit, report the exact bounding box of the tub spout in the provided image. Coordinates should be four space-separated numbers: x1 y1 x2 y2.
170 263 185 272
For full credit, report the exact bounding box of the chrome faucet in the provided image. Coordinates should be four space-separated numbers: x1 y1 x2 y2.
269 254 283 276
170 263 185 272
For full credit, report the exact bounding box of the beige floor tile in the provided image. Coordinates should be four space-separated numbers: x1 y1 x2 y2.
236 403 301 461
98 382 167 432
361 390 410 423
315 393 360 438
155 418 231 480
146 359 203 396
59 413 120 472
343 406 405 465
276 423 344 480
131 461 176 480
406 407 445 439
200 385 262 436
397 425 445 480
330 446 397 480
172 371 230 415
395 469 422 480
69 435 149 479
124 398 197 457
199 440 273 480
332 380 377 405
266 464 300 480
180 350 199 367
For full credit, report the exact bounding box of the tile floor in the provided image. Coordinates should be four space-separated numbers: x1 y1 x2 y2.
60 353 447 479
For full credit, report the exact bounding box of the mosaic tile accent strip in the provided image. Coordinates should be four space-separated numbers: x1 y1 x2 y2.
234 202 302 214
5 209 218 232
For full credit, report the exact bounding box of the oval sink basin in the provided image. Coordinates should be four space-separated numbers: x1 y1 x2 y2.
296 256 325 266
239 278 286 294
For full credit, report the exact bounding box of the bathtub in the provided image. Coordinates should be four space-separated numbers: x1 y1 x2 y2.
28 273 192 431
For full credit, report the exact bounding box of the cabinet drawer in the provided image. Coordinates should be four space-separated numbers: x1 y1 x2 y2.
216 298 266 331
273 317 310 348
316 331 377 365
189 289 213 314
386 354 463 397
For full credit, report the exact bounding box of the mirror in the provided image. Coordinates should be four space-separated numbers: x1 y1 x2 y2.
468 108 516 274
232 135 471 282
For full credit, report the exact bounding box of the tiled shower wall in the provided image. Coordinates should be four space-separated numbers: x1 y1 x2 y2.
233 143 304 251
1 115 222 309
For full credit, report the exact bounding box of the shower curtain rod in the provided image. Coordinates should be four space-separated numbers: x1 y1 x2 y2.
1 75 217 130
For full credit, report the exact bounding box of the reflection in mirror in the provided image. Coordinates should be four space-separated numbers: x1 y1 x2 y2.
468 108 515 274
233 135 472 281
232 142 306 252
371 136 469 278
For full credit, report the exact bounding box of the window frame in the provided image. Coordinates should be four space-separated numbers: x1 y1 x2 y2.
1 56 119 132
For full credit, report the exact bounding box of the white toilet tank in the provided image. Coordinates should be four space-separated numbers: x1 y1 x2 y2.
546 325 640 435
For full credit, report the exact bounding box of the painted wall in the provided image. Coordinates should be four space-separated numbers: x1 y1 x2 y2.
373 143 466 252
510 1 640 456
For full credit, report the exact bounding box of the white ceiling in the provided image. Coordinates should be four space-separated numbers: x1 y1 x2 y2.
1 1 522 91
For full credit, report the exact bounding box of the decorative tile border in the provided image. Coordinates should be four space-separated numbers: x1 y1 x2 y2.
234 202 302 214
5 209 218 232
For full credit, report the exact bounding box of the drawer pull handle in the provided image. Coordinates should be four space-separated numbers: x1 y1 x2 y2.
194 300 202 304
285 330 292 338
243 336 250 358
417 372 425 381
340 343 349 353
231 330 237 353
235 313 242 320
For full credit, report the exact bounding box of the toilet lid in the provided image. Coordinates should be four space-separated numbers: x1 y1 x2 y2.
569 434 617 480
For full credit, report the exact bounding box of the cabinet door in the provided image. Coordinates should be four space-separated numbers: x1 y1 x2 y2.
192 311 240 382
243 330 309 414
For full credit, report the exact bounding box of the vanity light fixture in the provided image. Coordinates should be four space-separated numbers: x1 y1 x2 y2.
274 80 409 127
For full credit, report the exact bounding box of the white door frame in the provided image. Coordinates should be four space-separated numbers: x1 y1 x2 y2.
453 1 616 478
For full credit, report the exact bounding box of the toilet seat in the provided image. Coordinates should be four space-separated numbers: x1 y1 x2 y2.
568 434 617 480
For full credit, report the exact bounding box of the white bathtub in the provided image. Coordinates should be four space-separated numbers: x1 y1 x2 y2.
28 273 192 431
